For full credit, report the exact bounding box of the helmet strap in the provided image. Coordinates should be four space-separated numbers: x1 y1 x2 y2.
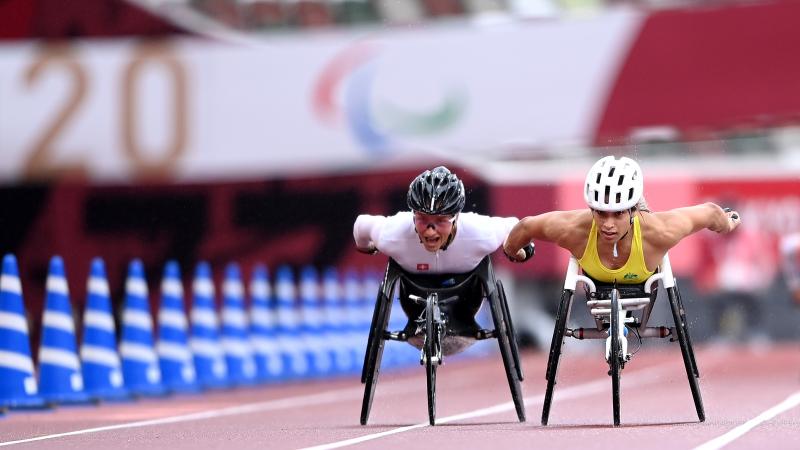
441 220 457 251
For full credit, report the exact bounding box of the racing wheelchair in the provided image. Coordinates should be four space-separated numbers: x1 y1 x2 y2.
360 256 525 426
542 254 704 427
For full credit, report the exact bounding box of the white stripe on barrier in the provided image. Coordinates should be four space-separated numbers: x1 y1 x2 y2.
161 279 183 298
157 342 192 362
84 310 115 332
123 310 153 330
0 350 34 373
119 342 157 364
125 278 148 297
0 311 29 334
250 280 270 299
191 309 218 328
190 338 223 358
223 280 244 299
193 278 214 298
250 309 274 328
88 277 110 297
81 345 121 367
43 310 75 333
46 276 69 295
39 347 81 371
159 309 188 330
0 274 22 295
222 308 247 328
220 338 252 358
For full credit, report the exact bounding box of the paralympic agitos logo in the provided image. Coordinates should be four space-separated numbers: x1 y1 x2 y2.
311 44 467 155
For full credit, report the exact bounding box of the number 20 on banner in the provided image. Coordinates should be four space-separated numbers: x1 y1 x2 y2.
22 41 188 181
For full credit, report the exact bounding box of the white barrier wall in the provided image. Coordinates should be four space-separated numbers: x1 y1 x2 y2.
0 11 641 184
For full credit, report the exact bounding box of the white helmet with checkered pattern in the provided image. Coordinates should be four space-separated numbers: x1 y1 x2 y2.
584 156 643 212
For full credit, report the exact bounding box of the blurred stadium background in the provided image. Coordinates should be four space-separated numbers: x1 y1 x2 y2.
1 0 799 359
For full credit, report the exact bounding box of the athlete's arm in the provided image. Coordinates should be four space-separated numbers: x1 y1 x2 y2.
652 202 740 249
353 214 386 254
503 210 582 261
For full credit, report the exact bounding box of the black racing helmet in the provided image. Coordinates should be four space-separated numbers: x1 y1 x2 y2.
406 166 465 216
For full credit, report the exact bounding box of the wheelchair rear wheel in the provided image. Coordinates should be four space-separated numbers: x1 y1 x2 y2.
667 286 705 422
609 288 622 427
360 288 392 425
425 293 438 426
497 280 523 381
542 289 573 425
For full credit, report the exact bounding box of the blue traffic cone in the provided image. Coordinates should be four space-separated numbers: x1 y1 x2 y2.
249 264 283 383
120 259 164 396
0 254 44 409
156 261 198 393
80 257 128 401
38 255 90 404
322 267 353 376
300 266 332 378
220 263 256 386
275 265 311 380
189 262 228 389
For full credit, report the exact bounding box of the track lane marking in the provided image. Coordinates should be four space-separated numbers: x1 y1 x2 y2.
693 390 800 450
300 362 681 450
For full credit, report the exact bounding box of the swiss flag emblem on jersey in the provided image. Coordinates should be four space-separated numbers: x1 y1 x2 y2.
417 263 429 271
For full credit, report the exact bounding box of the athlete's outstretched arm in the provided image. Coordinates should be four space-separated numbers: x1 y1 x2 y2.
353 214 385 254
502 210 578 261
655 202 740 248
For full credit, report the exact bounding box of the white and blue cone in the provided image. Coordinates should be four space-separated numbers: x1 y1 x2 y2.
38 255 89 404
189 262 228 389
0 253 43 409
156 261 198 393
120 259 164 396
299 266 332 378
322 267 352 376
80 257 128 401
249 264 283 383
220 263 257 386
274 265 310 380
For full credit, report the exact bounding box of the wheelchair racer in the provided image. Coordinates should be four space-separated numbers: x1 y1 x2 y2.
502 156 741 284
354 166 533 354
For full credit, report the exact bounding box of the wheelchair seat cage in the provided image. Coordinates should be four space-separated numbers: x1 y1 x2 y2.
542 254 704 427
359 256 526 426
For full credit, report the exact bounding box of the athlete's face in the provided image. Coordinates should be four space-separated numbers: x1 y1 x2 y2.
591 209 631 242
412 212 456 252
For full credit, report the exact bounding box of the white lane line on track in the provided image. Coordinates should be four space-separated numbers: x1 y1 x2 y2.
693 390 800 450
299 362 677 450
0 387 360 447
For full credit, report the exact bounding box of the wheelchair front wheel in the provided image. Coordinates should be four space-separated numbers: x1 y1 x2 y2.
609 288 622 427
425 293 438 426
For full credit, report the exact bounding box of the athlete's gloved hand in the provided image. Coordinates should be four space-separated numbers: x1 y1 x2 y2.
504 243 534 263
356 245 379 255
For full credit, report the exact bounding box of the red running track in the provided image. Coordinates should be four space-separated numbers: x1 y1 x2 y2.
1 344 799 449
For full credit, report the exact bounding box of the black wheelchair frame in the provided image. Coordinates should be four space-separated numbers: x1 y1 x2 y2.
360 256 525 426
542 255 704 427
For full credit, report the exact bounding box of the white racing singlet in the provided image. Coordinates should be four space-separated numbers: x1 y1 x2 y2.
353 211 518 274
